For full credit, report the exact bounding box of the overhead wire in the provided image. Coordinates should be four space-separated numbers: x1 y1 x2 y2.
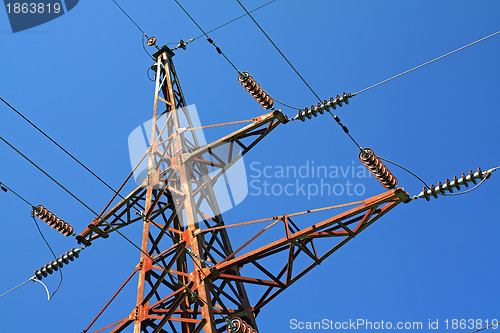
1 97 157 238
173 0 240 73
233 0 374 163
267 93 302 110
231 3 498 194
109 0 157 60
0 97 129 203
0 180 32 207
349 30 500 188
0 135 146 258
353 29 500 96
0 277 34 299
167 0 277 45
110 0 148 36
235 0 322 103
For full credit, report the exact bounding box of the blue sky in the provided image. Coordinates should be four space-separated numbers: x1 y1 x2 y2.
1 1 499 332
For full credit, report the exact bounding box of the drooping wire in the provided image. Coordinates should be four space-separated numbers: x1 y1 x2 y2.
109 0 157 59
0 180 62 299
173 0 240 73
235 0 322 103
142 34 155 60
31 214 63 300
353 29 500 96
167 0 277 45
377 154 431 189
359 147 431 190
32 279 50 300
0 97 129 203
147 66 155 81
267 93 302 110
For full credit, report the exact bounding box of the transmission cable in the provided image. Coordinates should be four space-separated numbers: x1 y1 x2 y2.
353 29 500 96
0 180 32 207
0 136 145 256
0 97 129 203
173 0 240 73
109 0 158 60
0 277 34 299
110 0 147 36
167 0 277 45
235 0 322 103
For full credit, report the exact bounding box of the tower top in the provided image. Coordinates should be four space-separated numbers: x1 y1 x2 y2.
152 45 175 59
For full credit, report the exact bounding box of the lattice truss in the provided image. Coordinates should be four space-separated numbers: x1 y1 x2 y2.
78 47 409 333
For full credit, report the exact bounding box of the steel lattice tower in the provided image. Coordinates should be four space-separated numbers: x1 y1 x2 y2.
79 46 410 333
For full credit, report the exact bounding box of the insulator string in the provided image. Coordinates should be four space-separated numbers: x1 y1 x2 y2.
31 215 63 299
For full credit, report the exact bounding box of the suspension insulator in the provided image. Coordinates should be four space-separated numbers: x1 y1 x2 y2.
226 317 243 333
226 317 258 333
146 36 157 47
295 92 352 122
359 148 398 189
238 72 274 110
34 247 84 280
417 167 486 201
33 205 74 236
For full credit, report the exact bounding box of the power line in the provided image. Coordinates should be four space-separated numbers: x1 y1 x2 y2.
110 0 148 36
0 277 34 299
0 180 33 207
173 0 240 73
0 97 128 202
167 0 277 45
354 29 500 95
0 135 102 219
231 1 436 194
235 0 322 102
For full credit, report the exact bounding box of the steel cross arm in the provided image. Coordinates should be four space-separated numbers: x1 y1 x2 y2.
76 110 286 246
182 110 286 176
203 189 410 315
77 186 146 243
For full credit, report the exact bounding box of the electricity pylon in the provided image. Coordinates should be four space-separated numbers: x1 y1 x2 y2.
79 46 410 333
